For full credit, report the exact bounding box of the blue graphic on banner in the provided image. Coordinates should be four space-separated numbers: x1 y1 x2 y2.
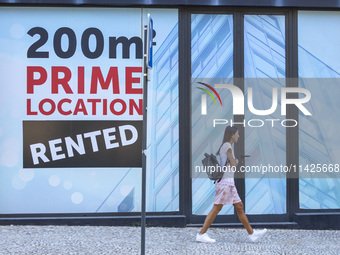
298 11 340 209
144 9 179 212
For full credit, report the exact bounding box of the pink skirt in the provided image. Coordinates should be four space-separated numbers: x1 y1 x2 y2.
214 183 241 205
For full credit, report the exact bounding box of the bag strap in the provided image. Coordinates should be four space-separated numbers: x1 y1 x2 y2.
214 157 230 184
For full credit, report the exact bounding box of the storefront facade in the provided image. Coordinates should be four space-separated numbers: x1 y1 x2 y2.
0 0 340 229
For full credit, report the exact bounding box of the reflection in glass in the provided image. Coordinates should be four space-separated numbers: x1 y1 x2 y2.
191 14 234 215
244 15 286 214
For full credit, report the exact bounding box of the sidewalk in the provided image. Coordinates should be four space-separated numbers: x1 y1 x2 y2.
1 225 339 255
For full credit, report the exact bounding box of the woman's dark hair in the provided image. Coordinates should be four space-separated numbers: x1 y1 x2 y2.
216 126 238 155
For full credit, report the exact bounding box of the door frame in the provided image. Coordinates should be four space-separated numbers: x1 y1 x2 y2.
178 7 299 225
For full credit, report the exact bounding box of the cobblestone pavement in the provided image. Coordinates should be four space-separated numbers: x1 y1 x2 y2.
0 225 339 255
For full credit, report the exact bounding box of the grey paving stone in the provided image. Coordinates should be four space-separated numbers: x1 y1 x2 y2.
0 226 339 255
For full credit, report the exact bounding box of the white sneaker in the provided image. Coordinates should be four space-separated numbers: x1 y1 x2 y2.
249 229 267 242
196 233 216 243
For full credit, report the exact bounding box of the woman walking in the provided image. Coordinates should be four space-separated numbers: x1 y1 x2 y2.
196 126 267 243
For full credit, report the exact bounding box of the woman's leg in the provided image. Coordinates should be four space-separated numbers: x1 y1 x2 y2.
199 204 223 234
233 201 253 234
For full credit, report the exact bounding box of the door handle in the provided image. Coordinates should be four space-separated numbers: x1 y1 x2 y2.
240 155 250 165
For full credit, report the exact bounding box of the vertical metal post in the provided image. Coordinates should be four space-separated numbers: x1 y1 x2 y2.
141 24 148 255
233 11 245 213
178 8 191 221
286 9 299 220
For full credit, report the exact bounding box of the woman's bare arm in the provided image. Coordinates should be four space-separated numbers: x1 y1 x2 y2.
227 148 238 167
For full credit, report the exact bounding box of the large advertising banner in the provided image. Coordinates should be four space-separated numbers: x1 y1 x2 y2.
0 7 179 213
23 9 144 169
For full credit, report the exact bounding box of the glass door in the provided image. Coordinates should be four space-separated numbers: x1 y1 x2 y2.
189 11 290 224
191 13 237 221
